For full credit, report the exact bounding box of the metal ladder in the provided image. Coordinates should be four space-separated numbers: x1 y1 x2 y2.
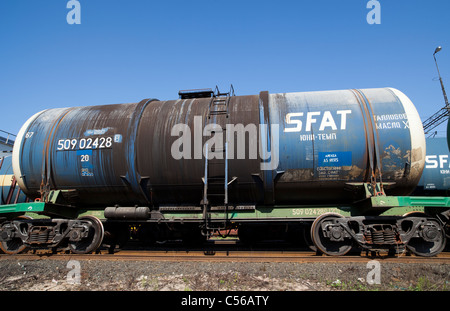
201 85 235 236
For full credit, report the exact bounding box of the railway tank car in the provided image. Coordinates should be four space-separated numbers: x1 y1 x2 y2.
11 88 425 204
0 87 449 256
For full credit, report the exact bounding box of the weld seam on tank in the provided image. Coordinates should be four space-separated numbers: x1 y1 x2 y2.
125 98 158 205
351 89 375 181
354 89 383 181
42 108 76 199
357 89 384 176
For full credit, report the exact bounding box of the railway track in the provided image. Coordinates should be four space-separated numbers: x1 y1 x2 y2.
2 248 450 264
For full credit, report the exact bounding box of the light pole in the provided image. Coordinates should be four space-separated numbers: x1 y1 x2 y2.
433 46 449 107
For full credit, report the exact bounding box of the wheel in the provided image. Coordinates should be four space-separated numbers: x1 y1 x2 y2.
302 224 317 252
69 216 104 254
310 213 353 256
0 215 32 255
406 218 446 257
0 237 28 255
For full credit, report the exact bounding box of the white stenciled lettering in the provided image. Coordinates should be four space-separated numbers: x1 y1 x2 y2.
284 110 352 133
373 114 410 130
56 136 114 151
337 110 351 130
306 111 320 132
374 113 407 121
284 112 303 132
317 133 337 140
319 111 337 131
375 122 401 130
425 154 450 169
439 155 448 169
425 155 438 169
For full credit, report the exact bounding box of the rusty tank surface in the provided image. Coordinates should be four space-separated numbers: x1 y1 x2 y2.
11 87 425 208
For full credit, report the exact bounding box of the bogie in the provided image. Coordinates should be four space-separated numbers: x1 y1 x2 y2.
309 214 447 256
0 216 105 255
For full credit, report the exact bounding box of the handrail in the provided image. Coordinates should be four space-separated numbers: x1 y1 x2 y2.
0 130 16 145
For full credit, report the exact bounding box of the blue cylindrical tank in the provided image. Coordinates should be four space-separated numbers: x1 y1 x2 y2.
12 88 425 207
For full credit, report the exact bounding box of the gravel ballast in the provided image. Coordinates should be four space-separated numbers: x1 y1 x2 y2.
0 258 449 291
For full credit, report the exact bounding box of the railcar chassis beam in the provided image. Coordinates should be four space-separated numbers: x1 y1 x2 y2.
0 195 449 256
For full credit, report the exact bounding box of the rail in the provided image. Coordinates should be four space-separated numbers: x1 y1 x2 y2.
2 249 449 264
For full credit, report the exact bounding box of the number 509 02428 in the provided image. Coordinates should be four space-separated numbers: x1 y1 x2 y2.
56 137 113 151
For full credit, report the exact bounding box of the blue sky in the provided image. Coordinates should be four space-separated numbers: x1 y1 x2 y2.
0 0 449 136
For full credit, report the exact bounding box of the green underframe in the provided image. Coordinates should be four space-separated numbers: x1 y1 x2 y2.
0 195 449 222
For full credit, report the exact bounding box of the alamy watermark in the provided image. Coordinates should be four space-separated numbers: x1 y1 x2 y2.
366 260 381 285
170 109 352 170
67 0 81 25
66 260 81 284
65 1 380 26
170 117 280 171
366 0 381 24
